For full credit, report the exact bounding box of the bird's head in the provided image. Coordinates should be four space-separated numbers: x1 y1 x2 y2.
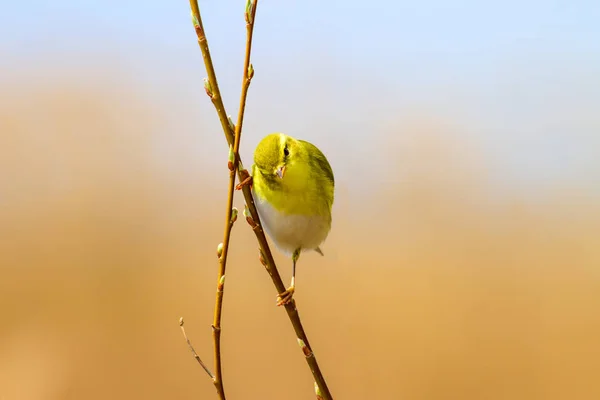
253 132 298 180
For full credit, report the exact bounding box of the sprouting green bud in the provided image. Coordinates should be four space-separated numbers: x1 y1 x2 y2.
228 145 235 171
247 63 254 79
244 205 257 228
191 12 200 27
217 275 225 290
231 207 238 223
203 78 213 98
227 115 235 132
298 338 312 357
258 249 267 267
217 242 224 257
314 382 323 398
245 0 254 24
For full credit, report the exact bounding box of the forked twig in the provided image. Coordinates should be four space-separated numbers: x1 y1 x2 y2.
187 1 333 399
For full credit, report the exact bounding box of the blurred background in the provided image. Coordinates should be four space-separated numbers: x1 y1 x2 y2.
2 0 600 399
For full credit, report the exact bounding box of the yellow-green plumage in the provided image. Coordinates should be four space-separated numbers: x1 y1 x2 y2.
251 132 334 305
252 133 334 257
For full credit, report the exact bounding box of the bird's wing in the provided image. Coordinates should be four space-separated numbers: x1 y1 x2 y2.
299 140 335 184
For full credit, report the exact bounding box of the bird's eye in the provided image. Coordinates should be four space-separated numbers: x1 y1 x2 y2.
283 147 289 157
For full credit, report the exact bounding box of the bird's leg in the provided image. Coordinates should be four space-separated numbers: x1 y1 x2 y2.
276 249 300 306
236 169 253 190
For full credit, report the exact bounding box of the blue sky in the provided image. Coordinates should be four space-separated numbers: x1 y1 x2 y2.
3 0 600 197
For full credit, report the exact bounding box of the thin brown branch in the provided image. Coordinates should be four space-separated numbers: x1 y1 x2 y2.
210 1 260 397
212 172 237 399
210 7 257 395
189 1 234 146
179 317 214 380
188 1 334 399
232 3 256 160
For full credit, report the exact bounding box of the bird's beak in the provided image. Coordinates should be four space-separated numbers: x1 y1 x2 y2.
276 165 286 179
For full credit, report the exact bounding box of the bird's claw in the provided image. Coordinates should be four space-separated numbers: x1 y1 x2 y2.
276 286 295 307
236 170 253 190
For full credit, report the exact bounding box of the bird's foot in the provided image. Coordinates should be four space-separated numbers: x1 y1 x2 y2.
276 286 295 307
236 170 253 190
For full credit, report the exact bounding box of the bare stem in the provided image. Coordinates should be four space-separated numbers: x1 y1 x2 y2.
179 317 214 380
188 1 333 398
212 170 236 399
210 9 257 395
210 0 260 397
232 3 256 160
189 0 234 146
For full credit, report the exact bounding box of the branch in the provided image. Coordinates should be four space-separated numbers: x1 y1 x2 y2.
212 181 238 399
189 0 234 146
188 1 333 398
179 317 214 380
211 0 258 396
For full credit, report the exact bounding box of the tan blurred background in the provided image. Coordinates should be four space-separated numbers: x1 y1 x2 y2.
2 1 600 399
2 73 599 399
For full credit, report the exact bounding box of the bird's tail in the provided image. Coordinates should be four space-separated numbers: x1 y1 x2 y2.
314 247 324 256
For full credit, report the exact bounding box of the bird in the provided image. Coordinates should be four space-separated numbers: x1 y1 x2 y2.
245 132 334 306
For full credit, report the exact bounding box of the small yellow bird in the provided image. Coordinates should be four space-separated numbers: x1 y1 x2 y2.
249 132 334 306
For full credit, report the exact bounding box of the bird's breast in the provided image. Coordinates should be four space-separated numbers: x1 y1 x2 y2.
253 192 331 256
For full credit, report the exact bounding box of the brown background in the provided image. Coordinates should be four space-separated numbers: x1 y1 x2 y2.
1 63 600 399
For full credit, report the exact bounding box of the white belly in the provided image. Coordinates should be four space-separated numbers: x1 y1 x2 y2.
253 195 330 256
